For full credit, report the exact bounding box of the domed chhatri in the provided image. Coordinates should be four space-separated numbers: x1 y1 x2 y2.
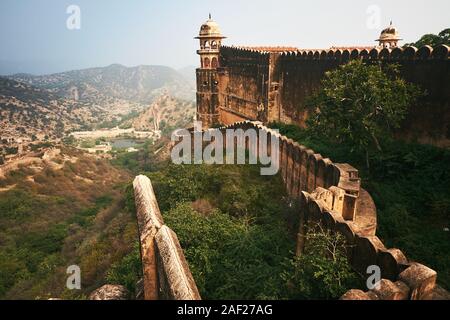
376 21 403 48
196 15 226 69
196 14 226 39
195 15 225 128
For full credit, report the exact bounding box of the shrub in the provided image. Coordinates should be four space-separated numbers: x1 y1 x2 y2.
282 223 362 299
106 243 143 295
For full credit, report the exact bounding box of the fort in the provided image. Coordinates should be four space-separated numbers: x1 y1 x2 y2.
196 17 450 147
129 17 450 300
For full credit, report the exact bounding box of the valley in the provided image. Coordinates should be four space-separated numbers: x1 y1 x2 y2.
0 64 196 167
0 64 197 299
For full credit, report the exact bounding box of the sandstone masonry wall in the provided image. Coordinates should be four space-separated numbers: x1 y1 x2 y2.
133 175 201 300
168 121 449 300
218 45 450 147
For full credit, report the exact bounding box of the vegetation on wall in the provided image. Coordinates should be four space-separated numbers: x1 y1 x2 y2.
121 163 365 300
404 28 450 48
306 60 423 168
282 222 362 299
269 122 450 289
286 58 448 289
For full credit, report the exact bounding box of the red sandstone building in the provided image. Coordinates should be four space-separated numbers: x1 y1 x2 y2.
195 17 450 147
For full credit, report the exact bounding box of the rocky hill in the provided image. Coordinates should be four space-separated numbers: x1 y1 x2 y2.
9 64 195 105
0 77 100 140
1 64 196 142
130 94 195 133
0 145 137 299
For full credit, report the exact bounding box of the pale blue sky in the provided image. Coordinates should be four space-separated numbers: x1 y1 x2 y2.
0 0 448 75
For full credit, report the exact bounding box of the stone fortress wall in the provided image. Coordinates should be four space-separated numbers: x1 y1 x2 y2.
133 20 449 300
214 45 450 147
133 121 449 300
133 175 201 300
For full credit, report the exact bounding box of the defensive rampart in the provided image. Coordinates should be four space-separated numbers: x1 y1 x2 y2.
135 121 449 300
217 45 450 147
133 175 201 300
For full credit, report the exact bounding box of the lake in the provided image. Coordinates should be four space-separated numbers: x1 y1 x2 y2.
112 139 138 149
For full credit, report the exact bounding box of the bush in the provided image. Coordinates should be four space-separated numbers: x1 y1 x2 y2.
106 243 142 295
270 121 450 289
163 203 293 299
282 223 362 299
139 163 361 299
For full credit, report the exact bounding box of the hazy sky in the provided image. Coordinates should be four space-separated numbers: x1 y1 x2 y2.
0 0 448 75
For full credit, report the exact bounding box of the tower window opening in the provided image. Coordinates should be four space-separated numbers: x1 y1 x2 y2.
212 57 218 68
204 57 210 68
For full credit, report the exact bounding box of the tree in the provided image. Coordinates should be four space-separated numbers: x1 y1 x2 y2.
62 135 76 146
306 60 422 168
282 222 361 299
404 28 450 48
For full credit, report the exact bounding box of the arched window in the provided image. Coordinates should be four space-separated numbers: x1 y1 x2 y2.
211 41 217 49
204 57 210 68
211 57 218 68
204 41 210 49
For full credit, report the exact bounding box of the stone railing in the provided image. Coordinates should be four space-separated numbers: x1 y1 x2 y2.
133 175 201 300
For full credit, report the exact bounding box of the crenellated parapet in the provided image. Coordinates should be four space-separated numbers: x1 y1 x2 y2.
168 120 449 300
221 44 450 61
214 45 450 146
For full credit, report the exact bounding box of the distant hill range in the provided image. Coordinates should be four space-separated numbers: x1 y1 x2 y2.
0 77 98 140
0 64 196 141
9 64 195 104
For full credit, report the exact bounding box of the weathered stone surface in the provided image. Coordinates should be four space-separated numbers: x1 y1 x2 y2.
399 263 437 300
216 45 450 147
371 279 408 300
133 175 164 230
308 199 323 222
310 187 334 211
394 281 411 300
378 249 408 281
342 193 358 221
329 186 346 215
354 188 377 236
166 121 447 300
321 210 344 233
340 289 372 300
133 175 164 300
366 291 380 300
336 221 356 261
315 158 327 189
155 226 201 300
353 235 386 274
422 285 450 300
89 285 129 300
